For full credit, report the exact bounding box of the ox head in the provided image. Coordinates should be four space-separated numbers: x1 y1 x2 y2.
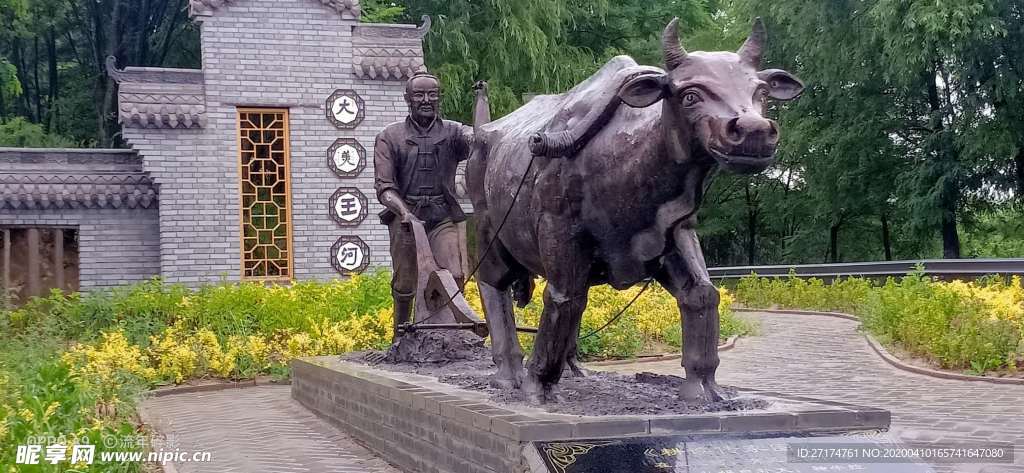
620 18 803 173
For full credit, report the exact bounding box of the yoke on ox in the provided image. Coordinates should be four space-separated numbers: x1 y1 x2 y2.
468 18 803 403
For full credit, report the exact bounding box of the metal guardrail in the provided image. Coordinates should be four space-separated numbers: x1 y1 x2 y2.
708 258 1024 279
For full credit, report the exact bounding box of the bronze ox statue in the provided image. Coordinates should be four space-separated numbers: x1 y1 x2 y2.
467 18 803 403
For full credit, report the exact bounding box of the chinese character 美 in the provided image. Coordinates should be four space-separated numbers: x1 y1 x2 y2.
16 445 42 464
339 150 356 166
71 444 96 465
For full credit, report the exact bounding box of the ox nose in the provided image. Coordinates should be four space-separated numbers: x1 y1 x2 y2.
725 114 779 156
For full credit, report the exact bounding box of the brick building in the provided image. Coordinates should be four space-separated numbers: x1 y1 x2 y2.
0 0 466 303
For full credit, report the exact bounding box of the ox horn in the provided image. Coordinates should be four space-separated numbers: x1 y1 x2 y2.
662 17 687 71
737 17 767 68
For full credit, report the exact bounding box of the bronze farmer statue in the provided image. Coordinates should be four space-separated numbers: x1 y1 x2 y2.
468 18 803 403
375 71 474 335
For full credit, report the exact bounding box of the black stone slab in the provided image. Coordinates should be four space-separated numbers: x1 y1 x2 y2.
535 432 935 473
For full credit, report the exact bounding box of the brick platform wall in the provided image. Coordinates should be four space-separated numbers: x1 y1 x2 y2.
292 359 533 473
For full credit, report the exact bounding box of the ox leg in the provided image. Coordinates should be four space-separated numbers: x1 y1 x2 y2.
473 213 526 390
524 230 592 403
656 225 726 404
479 281 524 389
562 327 590 378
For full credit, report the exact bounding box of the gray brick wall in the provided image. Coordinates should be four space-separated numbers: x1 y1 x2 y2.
125 0 407 285
0 209 160 290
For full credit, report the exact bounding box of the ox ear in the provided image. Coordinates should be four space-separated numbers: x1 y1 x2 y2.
758 69 804 101
618 73 667 108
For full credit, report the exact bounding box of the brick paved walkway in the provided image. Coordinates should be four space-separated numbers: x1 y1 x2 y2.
140 385 399 473
601 311 1024 473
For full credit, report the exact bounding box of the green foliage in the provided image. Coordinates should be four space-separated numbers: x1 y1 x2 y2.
392 0 708 122
735 273 872 313
0 57 21 102
962 208 1024 258
360 0 405 23
0 117 75 147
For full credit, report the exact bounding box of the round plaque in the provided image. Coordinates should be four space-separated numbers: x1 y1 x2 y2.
325 89 365 129
328 187 368 226
331 236 370 274
327 138 366 178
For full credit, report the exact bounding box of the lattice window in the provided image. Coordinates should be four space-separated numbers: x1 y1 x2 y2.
238 108 293 281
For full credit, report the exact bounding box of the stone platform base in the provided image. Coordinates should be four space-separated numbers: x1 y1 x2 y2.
291 357 891 473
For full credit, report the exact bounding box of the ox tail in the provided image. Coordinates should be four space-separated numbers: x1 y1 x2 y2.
472 81 491 131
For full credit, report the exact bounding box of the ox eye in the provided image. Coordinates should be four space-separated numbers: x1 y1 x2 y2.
681 91 702 107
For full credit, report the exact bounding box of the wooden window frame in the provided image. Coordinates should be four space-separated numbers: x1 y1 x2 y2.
237 107 295 282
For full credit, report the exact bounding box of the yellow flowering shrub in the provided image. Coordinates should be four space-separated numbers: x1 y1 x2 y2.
45 272 754 399
194 329 236 378
62 331 157 388
148 325 199 384
227 335 271 378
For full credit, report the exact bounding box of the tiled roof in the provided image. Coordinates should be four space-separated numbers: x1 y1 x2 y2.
189 0 360 20
352 16 430 81
0 149 158 211
106 57 206 129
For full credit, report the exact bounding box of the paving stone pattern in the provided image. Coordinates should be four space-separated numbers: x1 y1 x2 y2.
602 311 1024 473
140 385 399 473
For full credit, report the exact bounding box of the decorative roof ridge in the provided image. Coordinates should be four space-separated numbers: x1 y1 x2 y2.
189 0 360 20
0 147 135 154
353 15 431 42
106 57 204 85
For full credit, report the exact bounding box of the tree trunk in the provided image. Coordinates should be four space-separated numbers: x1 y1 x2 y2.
12 39 32 117
829 224 840 263
744 184 757 265
881 212 893 261
90 0 108 145
926 68 961 259
47 28 59 133
1015 147 1024 206
941 205 961 259
33 36 43 123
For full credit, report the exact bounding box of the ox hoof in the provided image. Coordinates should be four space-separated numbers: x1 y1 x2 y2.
489 368 523 390
679 378 727 404
523 375 563 405
564 358 591 378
